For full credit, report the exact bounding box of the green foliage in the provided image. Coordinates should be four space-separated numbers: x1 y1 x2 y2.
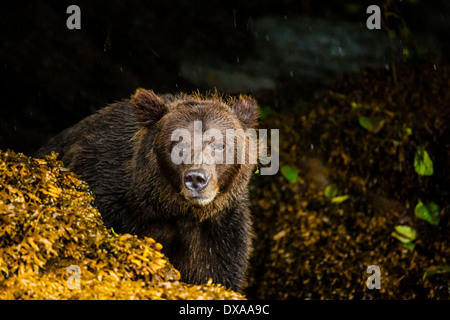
331 195 350 203
258 106 275 120
358 116 385 133
405 126 412 136
111 227 120 237
414 147 433 176
391 225 417 250
358 116 374 131
393 225 417 242
402 242 416 251
280 165 298 184
324 184 349 203
350 101 363 109
248 63 450 299
424 265 450 279
324 184 338 199
415 200 440 226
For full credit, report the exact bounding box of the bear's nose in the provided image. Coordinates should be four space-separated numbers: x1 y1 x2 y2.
184 169 210 192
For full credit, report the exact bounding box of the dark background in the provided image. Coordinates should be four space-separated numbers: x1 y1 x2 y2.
0 0 448 154
1 0 449 300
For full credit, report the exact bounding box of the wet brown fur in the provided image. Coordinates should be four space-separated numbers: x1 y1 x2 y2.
35 89 258 291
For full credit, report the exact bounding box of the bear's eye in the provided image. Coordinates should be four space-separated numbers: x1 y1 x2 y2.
213 145 224 152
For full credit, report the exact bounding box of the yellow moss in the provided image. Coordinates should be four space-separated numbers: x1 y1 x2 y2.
0 149 244 300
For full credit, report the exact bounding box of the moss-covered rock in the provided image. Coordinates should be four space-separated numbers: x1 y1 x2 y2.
0 150 243 299
246 64 450 299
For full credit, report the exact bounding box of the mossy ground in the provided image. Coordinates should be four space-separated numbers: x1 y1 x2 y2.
0 150 243 299
246 63 450 299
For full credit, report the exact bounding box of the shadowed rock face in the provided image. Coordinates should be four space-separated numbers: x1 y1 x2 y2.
1 2 449 153
180 14 444 93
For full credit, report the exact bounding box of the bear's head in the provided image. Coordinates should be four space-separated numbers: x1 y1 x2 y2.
130 89 259 219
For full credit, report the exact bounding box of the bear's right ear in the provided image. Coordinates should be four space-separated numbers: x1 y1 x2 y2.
131 88 167 126
230 95 259 129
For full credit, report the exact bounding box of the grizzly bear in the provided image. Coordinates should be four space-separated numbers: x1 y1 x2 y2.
35 89 259 291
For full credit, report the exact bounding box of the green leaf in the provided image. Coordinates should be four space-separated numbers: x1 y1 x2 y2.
405 127 412 135
403 48 410 59
424 265 450 279
254 168 260 175
392 225 417 248
280 165 298 184
110 227 120 237
394 225 417 241
359 116 374 131
324 184 338 199
351 102 363 109
258 106 275 119
414 147 434 176
328 91 347 100
331 195 350 203
391 231 412 244
402 242 415 251
324 184 349 203
415 200 440 225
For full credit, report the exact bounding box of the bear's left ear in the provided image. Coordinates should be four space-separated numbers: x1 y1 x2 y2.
230 95 259 129
131 88 167 126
